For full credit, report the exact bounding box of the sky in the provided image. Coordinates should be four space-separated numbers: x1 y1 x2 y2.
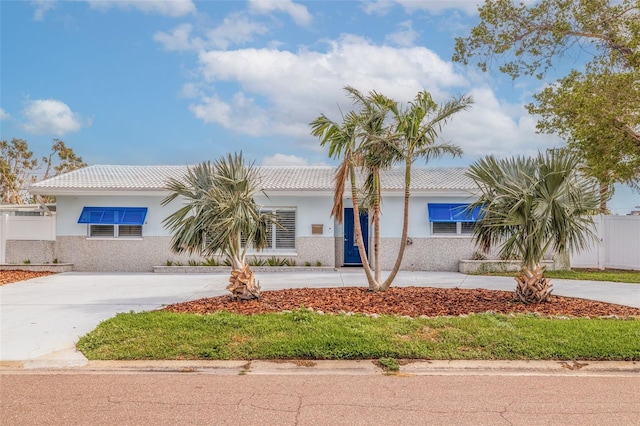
1 0 638 214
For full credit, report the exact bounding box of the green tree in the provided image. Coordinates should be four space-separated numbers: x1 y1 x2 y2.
0 138 86 204
162 153 274 300
1 139 38 204
466 149 600 304
42 139 88 180
311 87 471 291
453 0 640 211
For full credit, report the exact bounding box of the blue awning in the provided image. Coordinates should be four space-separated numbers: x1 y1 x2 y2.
428 203 482 222
78 207 147 225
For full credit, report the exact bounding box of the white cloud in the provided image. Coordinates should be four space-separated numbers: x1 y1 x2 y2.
206 13 270 50
154 15 269 52
154 24 203 52
394 0 479 15
0 108 10 120
180 31 561 162
386 21 419 47
439 87 562 161
31 0 57 21
180 82 202 99
21 99 85 136
189 35 467 143
362 0 480 16
262 153 309 166
87 0 196 17
362 1 396 16
262 153 329 166
248 0 312 27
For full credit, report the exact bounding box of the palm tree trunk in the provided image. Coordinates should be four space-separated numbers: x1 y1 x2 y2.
226 235 260 300
514 264 553 304
382 157 412 290
373 173 381 284
349 164 380 291
226 264 261 300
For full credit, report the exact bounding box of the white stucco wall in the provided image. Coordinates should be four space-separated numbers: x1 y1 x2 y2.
55 195 176 237
30 191 482 272
57 193 336 239
377 194 478 238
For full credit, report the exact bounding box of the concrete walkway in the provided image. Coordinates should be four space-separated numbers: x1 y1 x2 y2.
1 270 638 365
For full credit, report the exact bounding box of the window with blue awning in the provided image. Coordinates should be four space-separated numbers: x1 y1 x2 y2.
427 203 482 222
77 207 148 225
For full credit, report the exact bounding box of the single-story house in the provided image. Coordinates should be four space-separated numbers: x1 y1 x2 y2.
12 164 487 272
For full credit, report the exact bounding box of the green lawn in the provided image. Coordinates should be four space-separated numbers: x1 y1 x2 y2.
77 310 640 361
477 269 640 284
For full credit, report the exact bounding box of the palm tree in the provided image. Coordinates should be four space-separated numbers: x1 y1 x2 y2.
162 153 273 300
466 149 600 304
379 91 472 289
311 106 380 288
312 87 471 291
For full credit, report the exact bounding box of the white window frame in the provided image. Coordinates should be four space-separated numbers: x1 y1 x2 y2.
431 221 475 236
253 208 297 253
87 224 143 239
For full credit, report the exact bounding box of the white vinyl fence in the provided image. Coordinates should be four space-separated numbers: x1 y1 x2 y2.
571 215 640 270
0 214 56 264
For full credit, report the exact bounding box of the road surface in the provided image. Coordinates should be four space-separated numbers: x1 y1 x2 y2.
2 372 639 425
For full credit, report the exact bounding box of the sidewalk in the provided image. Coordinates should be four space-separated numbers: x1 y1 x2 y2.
1 270 638 366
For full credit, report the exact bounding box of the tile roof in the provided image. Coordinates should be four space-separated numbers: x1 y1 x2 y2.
30 164 476 193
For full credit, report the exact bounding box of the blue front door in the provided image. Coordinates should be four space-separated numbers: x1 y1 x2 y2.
343 208 369 265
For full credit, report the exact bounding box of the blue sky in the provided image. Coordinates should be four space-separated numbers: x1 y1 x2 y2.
1 0 638 213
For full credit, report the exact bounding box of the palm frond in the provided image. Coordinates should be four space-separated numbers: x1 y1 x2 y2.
467 149 600 269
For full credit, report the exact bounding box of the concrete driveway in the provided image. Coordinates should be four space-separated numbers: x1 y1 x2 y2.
1 270 638 365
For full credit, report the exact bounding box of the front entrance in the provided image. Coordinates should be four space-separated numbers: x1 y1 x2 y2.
343 208 369 265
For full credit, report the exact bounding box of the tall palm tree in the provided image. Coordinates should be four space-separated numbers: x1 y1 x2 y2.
311 107 380 288
312 87 471 291
466 149 600 304
346 86 400 285
379 91 472 289
162 153 273 300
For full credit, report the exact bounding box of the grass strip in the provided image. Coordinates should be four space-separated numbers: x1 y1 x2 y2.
476 269 640 283
77 310 640 361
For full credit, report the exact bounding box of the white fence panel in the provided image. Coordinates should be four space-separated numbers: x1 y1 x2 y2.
5 215 56 240
1 214 56 264
570 215 603 269
604 216 640 270
570 215 640 270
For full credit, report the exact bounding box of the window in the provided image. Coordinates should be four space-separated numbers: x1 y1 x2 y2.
79 207 147 238
428 203 481 236
202 209 296 251
88 224 143 238
263 208 296 251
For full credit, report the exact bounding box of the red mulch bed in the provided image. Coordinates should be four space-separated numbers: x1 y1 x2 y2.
0 270 55 285
165 286 640 318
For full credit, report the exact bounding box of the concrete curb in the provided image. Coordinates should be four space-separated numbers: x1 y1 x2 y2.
2 359 638 376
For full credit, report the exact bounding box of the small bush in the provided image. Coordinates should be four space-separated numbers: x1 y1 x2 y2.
472 251 487 260
265 256 291 266
248 257 267 266
202 257 221 266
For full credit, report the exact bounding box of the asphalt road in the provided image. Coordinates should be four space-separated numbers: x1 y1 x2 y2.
2 372 639 425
